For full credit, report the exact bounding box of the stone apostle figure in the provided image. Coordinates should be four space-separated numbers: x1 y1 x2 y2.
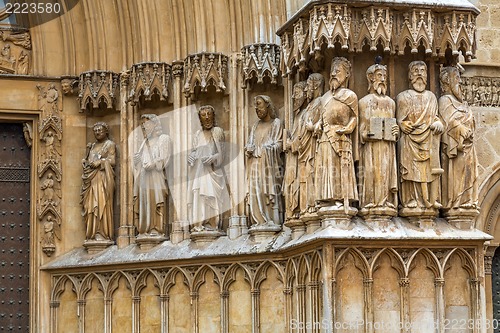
245 95 284 229
396 61 444 216
439 66 479 212
133 114 172 237
284 81 307 220
188 105 229 232
81 122 116 241
358 64 398 218
315 57 358 212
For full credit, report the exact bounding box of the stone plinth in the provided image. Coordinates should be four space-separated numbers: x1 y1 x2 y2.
359 207 397 229
318 205 357 229
248 223 281 242
399 208 437 228
302 212 321 234
83 239 114 254
190 230 224 245
135 234 166 250
284 218 305 240
444 208 480 230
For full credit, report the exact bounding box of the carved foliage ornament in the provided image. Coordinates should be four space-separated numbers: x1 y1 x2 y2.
241 43 281 88
128 62 171 105
78 70 119 111
36 83 62 257
183 52 228 98
279 4 477 75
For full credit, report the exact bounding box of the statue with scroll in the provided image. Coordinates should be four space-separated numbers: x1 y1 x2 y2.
133 114 171 238
81 122 116 241
439 66 479 221
359 63 399 219
396 61 444 219
188 105 229 233
245 95 284 233
314 57 358 215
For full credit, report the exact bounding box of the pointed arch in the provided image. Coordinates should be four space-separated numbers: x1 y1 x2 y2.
192 265 221 293
443 248 477 278
335 247 370 278
408 248 442 279
371 248 406 278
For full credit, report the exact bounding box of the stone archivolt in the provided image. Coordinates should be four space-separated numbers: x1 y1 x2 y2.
183 52 228 98
128 62 171 105
78 70 120 111
278 4 477 75
241 43 281 88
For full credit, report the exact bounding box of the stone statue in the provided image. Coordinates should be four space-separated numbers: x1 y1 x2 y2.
81 122 116 241
314 57 358 215
439 66 479 219
284 80 307 220
133 114 171 238
358 63 399 220
188 105 229 233
245 95 284 233
396 61 444 220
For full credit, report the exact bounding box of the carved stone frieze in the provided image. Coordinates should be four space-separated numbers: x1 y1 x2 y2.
128 62 171 105
241 43 280 88
183 52 228 98
36 83 63 257
461 76 500 107
78 70 119 111
277 3 478 74
0 28 31 75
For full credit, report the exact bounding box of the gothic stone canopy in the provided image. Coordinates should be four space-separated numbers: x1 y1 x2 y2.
277 0 479 75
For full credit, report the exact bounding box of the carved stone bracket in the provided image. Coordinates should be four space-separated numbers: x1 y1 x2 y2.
183 52 228 98
277 2 478 75
78 70 119 111
484 244 498 275
0 28 31 75
61 76 78 96
36 83 63 257
128 62 171 105
241 43 280 88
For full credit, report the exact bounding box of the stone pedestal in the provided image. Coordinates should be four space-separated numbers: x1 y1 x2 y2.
359 207 397 228
248 223 281 242
171 220 188 244
284 218 306 240
135 233 166 250
190 230 224 244
444 208 480 230
228 215 248 239
83 239 114 254
399 207 437 228
318 205 357 229
302 212 321 234
116 225 136 248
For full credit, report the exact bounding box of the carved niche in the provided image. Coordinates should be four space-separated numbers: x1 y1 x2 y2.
128 62 171 105
0 28 31 75
278 3 478 74
241 43 280 88
183 52 228 98
78 70 119 111
36 83 62 257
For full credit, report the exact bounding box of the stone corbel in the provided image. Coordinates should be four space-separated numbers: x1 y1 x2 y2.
183 52 228 99
78 70 119 112
36 83 63 257
128 62 171 106
61 76 78 95
241 43 280 88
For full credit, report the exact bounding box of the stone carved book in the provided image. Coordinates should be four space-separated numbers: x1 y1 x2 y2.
368 117 397 142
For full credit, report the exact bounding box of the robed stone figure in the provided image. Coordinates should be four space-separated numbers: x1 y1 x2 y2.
133 114 172 238
188 105 229 233
359 64 399 219
396 61 444 217
315 57 358 213
81 122 116 241
245 95 284 232
439 66 479 217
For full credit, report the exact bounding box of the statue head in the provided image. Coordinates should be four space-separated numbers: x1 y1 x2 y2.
198 105 216 130
408 61 428 93
306 73 324 101
254 95 277 121
292 81 307 113
140 114 163 138
440 66 463 102
329 57 351 91
61 79 75 95
93 122 109 141
366 64 387 96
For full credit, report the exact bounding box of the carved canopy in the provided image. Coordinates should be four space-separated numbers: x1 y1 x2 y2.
277 0 479 75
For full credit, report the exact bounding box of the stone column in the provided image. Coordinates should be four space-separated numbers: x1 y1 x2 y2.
190 292 199 333
77 299 86 333
399 278 410 333
104 297 112 333
221 291 229 333
159 294 169 333
49 300 59 333
297 284 306 332
309 281 320 333
131 296 140 333
484 244 497 333
284 287 293 333
435 278 445 333
251 289 261 333
364 278 374 333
